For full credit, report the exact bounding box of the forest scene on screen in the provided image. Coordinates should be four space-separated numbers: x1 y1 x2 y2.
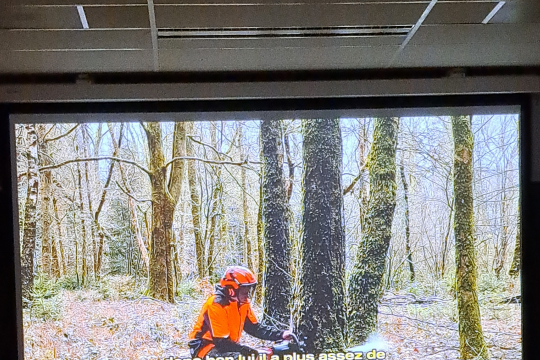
16 116 520 360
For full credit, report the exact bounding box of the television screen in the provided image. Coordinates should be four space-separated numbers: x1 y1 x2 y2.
12 111 521 360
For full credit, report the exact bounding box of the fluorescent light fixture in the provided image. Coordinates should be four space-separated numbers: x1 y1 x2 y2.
77 5 90 29
482 1 505 24
158 26 412 39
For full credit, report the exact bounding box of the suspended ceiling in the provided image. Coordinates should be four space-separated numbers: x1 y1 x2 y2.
0 0 539 73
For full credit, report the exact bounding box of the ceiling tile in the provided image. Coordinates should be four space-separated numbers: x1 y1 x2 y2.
0 50 153 73
155 4 425 28
6 0 145 4
490 0 540 23
409 24 540 45
0 29 152 50
396 42 540 67
83 6 149 29
0 6 81 29
159 46 399 70
424 2 498 24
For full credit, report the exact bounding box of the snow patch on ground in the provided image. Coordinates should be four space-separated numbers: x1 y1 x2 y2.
346 334 390 353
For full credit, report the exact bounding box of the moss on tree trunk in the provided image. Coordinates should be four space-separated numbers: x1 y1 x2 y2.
509 206 521 277
299 119 346 352
452 115 489 360
261 120 291 327
348 117 399 345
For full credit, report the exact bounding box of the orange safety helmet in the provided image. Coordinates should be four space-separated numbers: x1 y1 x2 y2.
220 266 257 289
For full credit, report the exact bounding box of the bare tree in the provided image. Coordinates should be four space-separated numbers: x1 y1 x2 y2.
143 121 186 302
399 157 415 282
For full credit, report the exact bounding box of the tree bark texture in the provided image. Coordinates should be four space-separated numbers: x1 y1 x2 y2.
255 175 264 304
299 119 346 352
53 196 67 276
37 124 57 277
21 124 39 301
348 117 399 345
452 115 489 360
261 120 292 328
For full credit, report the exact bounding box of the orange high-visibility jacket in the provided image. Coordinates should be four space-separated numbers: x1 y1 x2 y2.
189 286 282 358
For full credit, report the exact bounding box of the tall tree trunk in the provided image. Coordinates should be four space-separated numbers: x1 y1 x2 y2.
261 120 291 327
452 115 489 360
299 119 346 352
494 190 509 278
400 159 415 282
348 117 399 345
284 128 295 202
37 124 55 277
52 197 67 276
21 124 39 302
509 206 521 277
255 175 264 303
76 159 88 286
144 121 185 302
186 122 205 278
205 122 224 277
81 126 97 280
240 123 253 270
440 198 454 278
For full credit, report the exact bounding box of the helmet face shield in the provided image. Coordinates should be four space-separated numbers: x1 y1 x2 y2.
237 284 256 303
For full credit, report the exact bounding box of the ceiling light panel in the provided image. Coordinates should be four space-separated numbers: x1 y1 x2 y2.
155 3 426 28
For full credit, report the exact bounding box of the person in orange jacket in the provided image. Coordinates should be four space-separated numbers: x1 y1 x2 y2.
188 266 293 359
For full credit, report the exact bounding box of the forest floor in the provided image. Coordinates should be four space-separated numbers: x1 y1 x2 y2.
23 275 521 360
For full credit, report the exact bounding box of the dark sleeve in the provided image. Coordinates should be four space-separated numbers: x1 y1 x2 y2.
213 337 258 356
243 317 283 341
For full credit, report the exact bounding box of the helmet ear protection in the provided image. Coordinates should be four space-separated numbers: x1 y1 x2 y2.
228 288 235 297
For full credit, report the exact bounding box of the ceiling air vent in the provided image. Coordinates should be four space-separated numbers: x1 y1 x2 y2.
158 26 412 39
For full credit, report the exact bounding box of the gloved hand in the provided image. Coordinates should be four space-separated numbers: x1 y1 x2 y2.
257 347 273 356
282 330 295 340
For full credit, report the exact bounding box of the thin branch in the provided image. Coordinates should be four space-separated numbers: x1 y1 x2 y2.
115 181 153 203
39 156 152 176
43 124 80 143
164 155 261 169
188 135 234 161
343 164 367 195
